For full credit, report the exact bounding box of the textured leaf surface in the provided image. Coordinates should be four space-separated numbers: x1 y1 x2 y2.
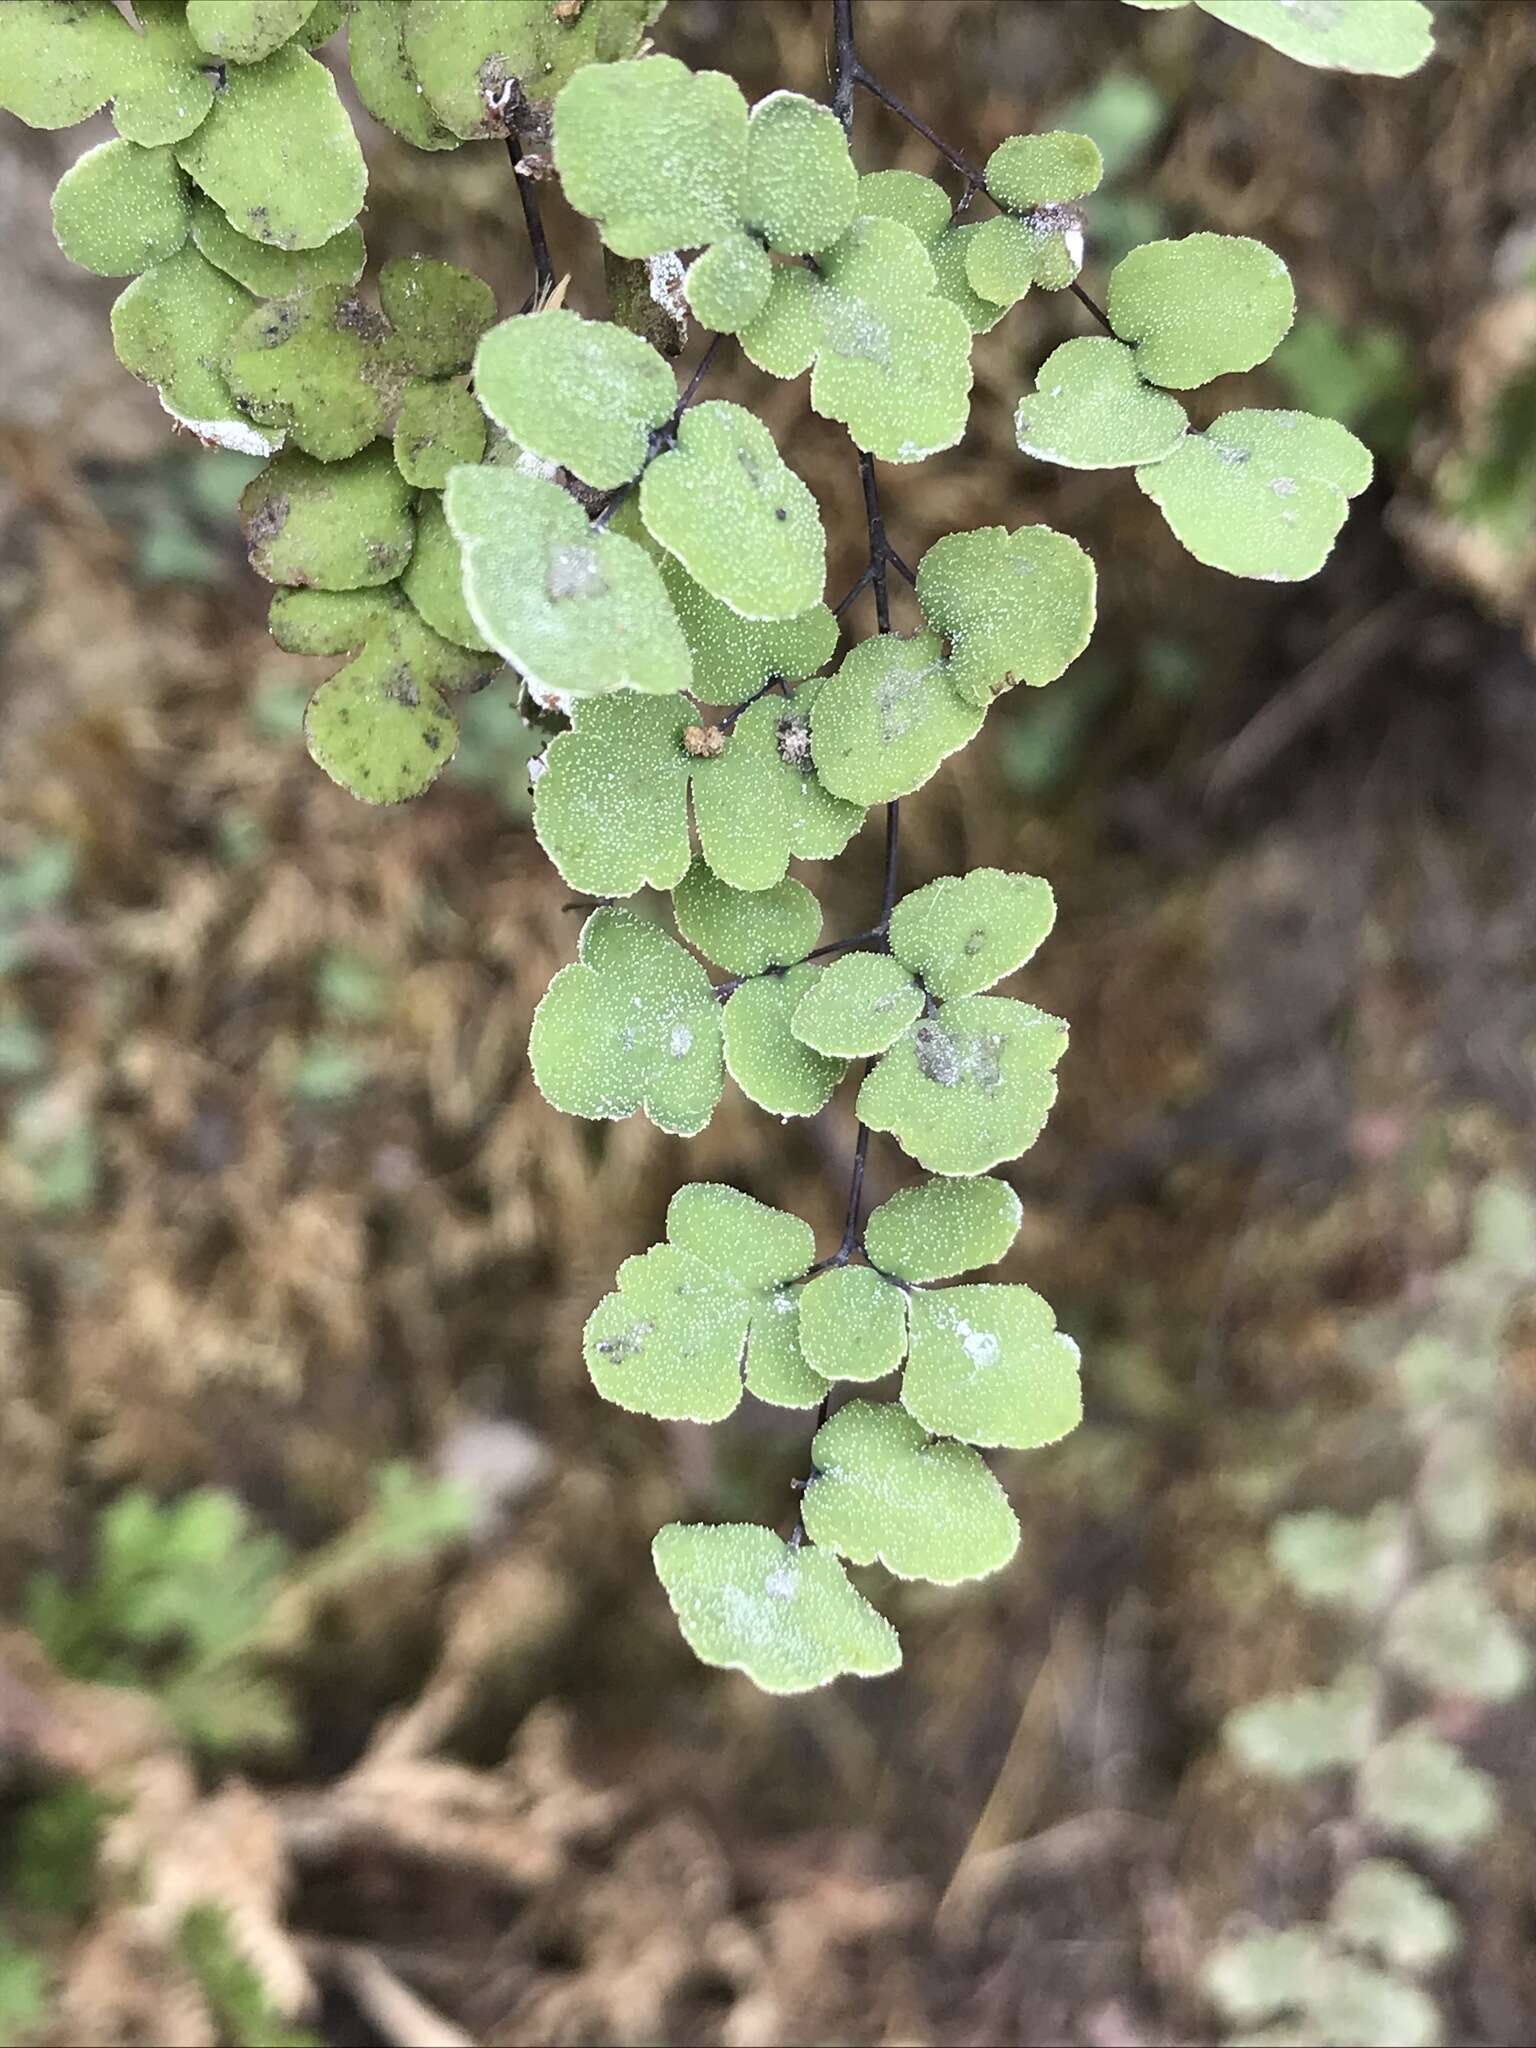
789 952 923 1059
379 257 496 378
473 309 676 490
52 138 191 277
668 1180 814 1292
685 232 773 335
223 285 404 462
1197 0 1434 76
405 0 661 135
446 467 692 698
1224 1667 1379 1779
1202 1928 1332 2028
964 209 1082 305
857 995 1067 1175
1013 337 1187 471
348 0 458 150
811 632 983 806
111 245 258 432
864 1176 1022 1284
653 1523 900 1693
175 45 366 251
400 493 491 651
985 131 1103 208
186 1 317 64
241 443 414 589
1137 408 1372 581
661 558 836 708
303 617 464 805
889 869 1056 1000
902 1285 1083 1448
854 171 1005 334
0 0 133 131
742 90 858 254
1107 233 1294 388
641 401 825 621
532 691 692 896
1268 1505 1408 1616
722 969 846 1120
1384 1567 1531 1703
916 525 1097 701
803 1401 1019 1583
529 907 722 1136
189 195 365 296
691 682 865 890
799 1266 909 1384
1357 1724 1497 1851
1330 1861 1459 1975
393 379 486 490
102 0 221 146
554 54 747 257
673 859 821 975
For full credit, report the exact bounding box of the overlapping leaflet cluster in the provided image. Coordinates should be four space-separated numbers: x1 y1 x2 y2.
4 0 1438 1691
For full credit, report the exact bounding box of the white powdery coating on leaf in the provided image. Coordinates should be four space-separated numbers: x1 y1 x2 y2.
161 395 284 457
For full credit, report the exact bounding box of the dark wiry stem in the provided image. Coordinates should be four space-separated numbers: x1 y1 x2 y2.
1071 279 1114 334
507 130 554 309
591 332 728 530
854 68 986 202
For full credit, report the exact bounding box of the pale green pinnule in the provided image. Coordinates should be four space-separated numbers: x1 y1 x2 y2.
404 0 663 137
854 170 1006 334
722 970 847 1120
927 222 1011 334
863 1176 1023 1283
888 869 1057 1001
379 257 495 378
1136 408 1372 581
529 906 723 1137
175 45 366 250
1201 1928 1333 2030
186 1 319 65
672 859 822 976
0 0 132 131
902 1284 1082 1447
741 90 859 254
916 525 1097 702
1384 1567 1532 1703
553 54 748 258
347 0 459 151
584 1243 751 1423
856 995 1067 1176
473 309 677 491
799 1266 909 1383
690 681 865 892
1207 1934 1441 2048
639 401 827 622
52 138 191 278
667 1182 815 1293
445 466 692 699
1268 1505 1409 1617
1464 1171 1536 1279
241 443 414 589
684 233 774 336
984 131 1103 209
736 263 824 381
304 634 461 806
1306 1958 1441 2048
652 1523 901 1693
1329 1862 1460 1976
742 1277 829 1407
962 214 1043 308
1195 0 1434 77
400 494 492 652
1013 336 1188 471
269 585 393 656
1107 232 1294 388
1357 1723 1498 1852
110 243 266 446
222 285 406 462
802 1401 1020 1584
1224 1665 1380 1779
660 558 836 708
531 692 694 897
811 631 983 806
393 379 487 491
108 0 221 147
298 0 351 47
189 196 365 297
788 951 923 1059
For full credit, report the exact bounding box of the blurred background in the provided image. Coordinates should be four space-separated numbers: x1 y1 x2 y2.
4 1 1536 2042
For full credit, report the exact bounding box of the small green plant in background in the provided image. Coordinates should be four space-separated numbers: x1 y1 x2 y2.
1206 1175 1536 2048
0 0 1438 1689
175 1906 320 2048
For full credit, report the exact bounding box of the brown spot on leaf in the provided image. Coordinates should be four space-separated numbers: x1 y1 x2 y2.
684 724 726 760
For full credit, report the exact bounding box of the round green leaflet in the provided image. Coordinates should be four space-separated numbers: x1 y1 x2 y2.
304 647 458 805
1013 337 1188 472
111 244 270 450
672 859 822 976
445 466 692 700
1202 1929 1333 2032
887 868 1057 1001
185 1 319 65
690 681 866 893
1383 1567 1532 1704
863 1175 1023 1284
799 1265 909 1383
472 308 678 492
811 631 983 807
188 196 366 298
393 379 487 492
554 53 748 258
856 168 1009 336
379 257 496 380
532 692 693 898
1356 1724 1497 1853
1107 233 1294 389
0 0 143 131
1194 0 1434 78
652 1523 901 1694
1136 408 1372 582
241 443 415 590
740 89 858 255
914 525 1097 702
722 970 847 1120
802 1401 1020 1584
402 0 663 137
684 233 774 336
401 494 492 654
174 45 367 252
984 130 1103 210
660 557 837 709
222 285 407 464
856 994 1068 1176
529 907 723 1138
52 137 192 278
1224 1667 1379 1781
901 1285 1083 1449
347 0 459 152
639 401 827 623
789 951 923 1060
1329 1862 1459 1977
